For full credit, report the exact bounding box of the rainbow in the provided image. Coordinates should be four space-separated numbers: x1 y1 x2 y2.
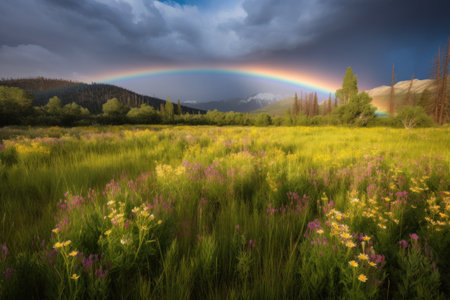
90 65 338 94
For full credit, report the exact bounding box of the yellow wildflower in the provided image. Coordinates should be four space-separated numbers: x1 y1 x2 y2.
69 251 78 257
157 220 163 225
346 241 356 248
53 242 63 249
349 260 358 268
317 229 324 234
105 230 112 236
63 240 71 247
362 236 371 241
369 262 377 267
141 211 150 218
358 253 369 261
358 274 368 282
341 232 352 240
71 274 80 280
52 228 60 234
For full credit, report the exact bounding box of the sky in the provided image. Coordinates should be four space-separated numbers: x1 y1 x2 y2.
0 0 449 102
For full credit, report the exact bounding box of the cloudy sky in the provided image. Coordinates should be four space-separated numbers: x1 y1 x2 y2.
0 0 449 102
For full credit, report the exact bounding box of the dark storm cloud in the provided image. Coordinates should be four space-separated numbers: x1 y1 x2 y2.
0 0 449 98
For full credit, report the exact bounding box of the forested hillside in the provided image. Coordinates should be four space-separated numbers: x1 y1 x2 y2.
0 78 203 114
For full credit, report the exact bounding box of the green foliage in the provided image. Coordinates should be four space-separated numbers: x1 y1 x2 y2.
127 104 161 124
335 67 358 105
396 106 433 129
334 92 376 126
0 86 34 125
102 98 128 123
0 126 449 298
165 97 174 121
254 113 272 126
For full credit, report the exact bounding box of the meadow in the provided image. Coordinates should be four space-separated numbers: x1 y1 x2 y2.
0 125 449 299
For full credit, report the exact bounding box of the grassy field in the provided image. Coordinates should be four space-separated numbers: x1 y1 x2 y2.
0 125 449 299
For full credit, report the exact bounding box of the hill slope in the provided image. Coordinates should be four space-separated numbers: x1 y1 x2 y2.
0 78 204 114
366 79 439 113
187 93 286 113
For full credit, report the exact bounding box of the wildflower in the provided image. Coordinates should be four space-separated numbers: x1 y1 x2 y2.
341 232 352 239
349 260 359 268
107 200 115 206
317 229 324 235
141 211 149 218
71 273 80 280
358 253 369 261
53 242 63 249
369 262 377 267
346 241 356 248
409 233 419 241
150 214 155 221
157 219 163 225
358 274 368 282
384 197 390 202
69 251 78 257
104 230 112 236
52 228 60 234
362 236 371 241
63 240 71 247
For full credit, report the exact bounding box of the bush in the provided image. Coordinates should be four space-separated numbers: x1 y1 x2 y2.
395 106 433 129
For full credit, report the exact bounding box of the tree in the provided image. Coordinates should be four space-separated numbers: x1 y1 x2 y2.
177 100 182 115
404 74 415 106
165 96 174 121
396 106 433 129
335 67 358 105
334 92 376 126
45 96 63 115
255 113 272 126
438 39 449 125
127 104 160 124
390 64 395 115
0 86 33 125
102 98 128 121
292 92 299 116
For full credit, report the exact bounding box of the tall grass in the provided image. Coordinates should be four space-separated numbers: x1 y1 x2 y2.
0 125 449 299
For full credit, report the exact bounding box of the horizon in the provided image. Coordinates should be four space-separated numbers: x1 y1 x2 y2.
1 0 449 102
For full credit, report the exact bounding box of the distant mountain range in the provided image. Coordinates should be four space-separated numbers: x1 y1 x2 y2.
0 78 204 114
185 93 288 113
366 78 440 113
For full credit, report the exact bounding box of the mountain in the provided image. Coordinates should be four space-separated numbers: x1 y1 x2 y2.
186 93 287 112
0 77 204 114
366 78 442 113
251 97 295 115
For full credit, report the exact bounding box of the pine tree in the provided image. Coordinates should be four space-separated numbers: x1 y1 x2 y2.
335 67 358 105
328 93 332 114
313 92 319 116
293 92 299 116
165 96 174 121
177 99 182 115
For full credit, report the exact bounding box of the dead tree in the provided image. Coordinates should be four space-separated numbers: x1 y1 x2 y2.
390 64 395 115
439 39 449 125
405 73 414 106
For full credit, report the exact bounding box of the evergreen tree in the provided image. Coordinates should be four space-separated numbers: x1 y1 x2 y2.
177 99 182 115
293 92 299 116
335 67 358 105
165 96 174 121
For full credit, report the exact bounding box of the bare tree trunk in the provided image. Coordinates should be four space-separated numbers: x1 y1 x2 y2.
434 48 441 122
390 64 395 115
439 40 449 125
405 73 414 106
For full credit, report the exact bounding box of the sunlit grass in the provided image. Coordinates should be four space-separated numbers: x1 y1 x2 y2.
0 125 449 298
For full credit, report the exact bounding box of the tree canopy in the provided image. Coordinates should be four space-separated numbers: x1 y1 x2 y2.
335 67 358 105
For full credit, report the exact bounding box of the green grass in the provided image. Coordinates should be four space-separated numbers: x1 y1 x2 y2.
0 125 449 299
